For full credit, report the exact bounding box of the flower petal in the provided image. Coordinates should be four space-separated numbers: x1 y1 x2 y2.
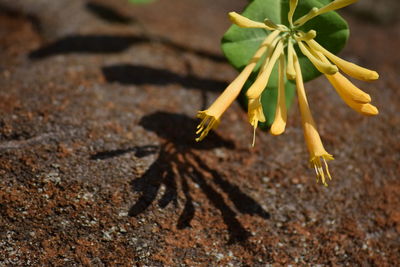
248 97 266 146
195 112 220 142
248 97 266 127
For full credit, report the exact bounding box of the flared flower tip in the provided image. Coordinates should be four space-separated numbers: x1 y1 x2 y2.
195 111 220 142
311 154 334 187
247 98 266 146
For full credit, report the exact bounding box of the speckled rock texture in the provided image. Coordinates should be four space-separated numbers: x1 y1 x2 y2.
0 0 399 266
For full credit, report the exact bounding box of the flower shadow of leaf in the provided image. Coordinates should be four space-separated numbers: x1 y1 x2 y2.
129 111 270 243
102 64 228 93
28 34 226 63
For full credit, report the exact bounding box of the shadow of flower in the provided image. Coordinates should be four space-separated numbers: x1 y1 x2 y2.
127 111 269 243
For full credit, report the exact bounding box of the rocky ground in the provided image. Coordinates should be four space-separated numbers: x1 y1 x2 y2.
0 0 399 266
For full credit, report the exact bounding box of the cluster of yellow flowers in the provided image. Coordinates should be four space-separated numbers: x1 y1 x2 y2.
195 0 379 186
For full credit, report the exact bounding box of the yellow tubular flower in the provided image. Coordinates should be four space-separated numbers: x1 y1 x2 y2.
294 7 319 27
196 32 280 142
295 0 358 26
286 40 296 80
248 96 266 146
294 53 334 186
195 77 244 141
328 73 372 104
307 39 379 81
316 0 359 17
271 53 287 136
255 35 280 78
296 30 317 41
297 41 338 75
314 51 378 115
287 30 316 80
325 74 379 116
288 0 299 26
264 19 288 31
314 51 372 103
252 32 282 82
249 30 280 65
196 0 379 186
246 40 284 100
229 12 275 30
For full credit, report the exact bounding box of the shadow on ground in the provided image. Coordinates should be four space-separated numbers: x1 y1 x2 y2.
102 64 227 93
28 2 267 244
92 112 270 243
86 2 134 25
29 34 226 63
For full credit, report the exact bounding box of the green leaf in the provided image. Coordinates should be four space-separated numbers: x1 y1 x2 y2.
128 0 155 4
316 0 334 5
221 0 349 128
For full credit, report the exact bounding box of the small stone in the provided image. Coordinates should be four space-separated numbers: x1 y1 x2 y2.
118 211 128 217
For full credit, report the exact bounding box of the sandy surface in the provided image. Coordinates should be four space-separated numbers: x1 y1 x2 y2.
0 0 399 265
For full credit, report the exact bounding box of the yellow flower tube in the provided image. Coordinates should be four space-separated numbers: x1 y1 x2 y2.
297 41 338 75
229 12 275 30
196 31 280 142
313 51 379 115
307 39 379 81
316 0 359 17
325 74 379 116
246 39 284 100
326 72 372 103
286 40 296 80
293 7 319 27
311 50 372 104
295 0 358 26
296 30 317 42
294 53 334 186
288 0 299 26
270 53 287 136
